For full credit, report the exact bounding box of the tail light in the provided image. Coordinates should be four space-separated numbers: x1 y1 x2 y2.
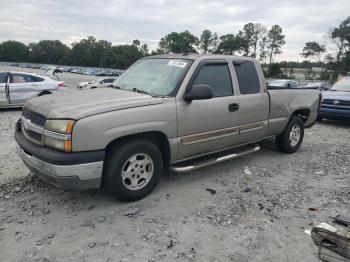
58 82 66 88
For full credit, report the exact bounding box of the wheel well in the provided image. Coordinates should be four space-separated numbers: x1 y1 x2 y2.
38 91 52 96
292 109 310 123
105 132 171 166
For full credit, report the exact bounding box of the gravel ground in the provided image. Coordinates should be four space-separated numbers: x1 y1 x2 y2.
0 66 349 261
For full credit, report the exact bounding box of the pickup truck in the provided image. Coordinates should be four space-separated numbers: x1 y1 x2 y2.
15 54 321 201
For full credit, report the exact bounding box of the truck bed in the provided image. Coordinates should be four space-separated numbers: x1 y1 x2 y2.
266 89 321 136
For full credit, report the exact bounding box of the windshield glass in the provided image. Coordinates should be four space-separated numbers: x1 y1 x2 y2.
112 59 192 96
331 78 350 92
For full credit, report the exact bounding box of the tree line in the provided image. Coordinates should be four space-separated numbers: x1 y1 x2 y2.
0 23 285 69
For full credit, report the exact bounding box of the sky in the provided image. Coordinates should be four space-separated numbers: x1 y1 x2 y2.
0 0 349 61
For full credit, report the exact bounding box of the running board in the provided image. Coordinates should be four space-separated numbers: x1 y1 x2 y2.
170 144 261 173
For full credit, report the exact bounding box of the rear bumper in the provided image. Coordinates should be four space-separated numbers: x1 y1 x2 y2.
15 129 105 190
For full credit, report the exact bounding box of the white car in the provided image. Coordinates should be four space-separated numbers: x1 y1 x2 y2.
0 71 66 108
77 77 116 89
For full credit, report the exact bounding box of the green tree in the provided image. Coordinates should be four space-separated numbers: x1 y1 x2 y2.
158 31 199 53
267 25 285 64
71 36 112 67
199 30 218 54
0 40 29 62
329 16 350 73
268 63 283 77
259 35 268 64
132 39 141 46
300 41 326 65
242 23 267 58
28 40 71 65
216 34 246 55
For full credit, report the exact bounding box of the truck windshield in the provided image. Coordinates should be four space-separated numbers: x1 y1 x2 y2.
112 59 192 96
331 78 350 92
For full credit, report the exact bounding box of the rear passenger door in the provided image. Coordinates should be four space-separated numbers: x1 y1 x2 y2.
233 61 269 144
9 73 41 105
177 60 240 160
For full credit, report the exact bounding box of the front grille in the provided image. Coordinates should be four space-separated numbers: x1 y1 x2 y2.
22 125 42 145
22 108 46 126
323 99 350 107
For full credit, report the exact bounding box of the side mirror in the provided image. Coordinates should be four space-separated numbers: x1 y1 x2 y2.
184 84 213 102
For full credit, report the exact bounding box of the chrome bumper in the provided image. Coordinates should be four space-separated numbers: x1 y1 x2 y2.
17 146 103 190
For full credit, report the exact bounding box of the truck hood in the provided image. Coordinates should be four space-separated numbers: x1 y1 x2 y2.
24 88 164 119
322 90 350 101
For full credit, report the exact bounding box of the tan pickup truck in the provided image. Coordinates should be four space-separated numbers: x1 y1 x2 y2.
15 54 321 201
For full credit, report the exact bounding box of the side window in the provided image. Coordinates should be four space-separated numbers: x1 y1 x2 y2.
103 78 114 83
192 64 233 97
0 72 8 83
11 73 31 83
234 61 261 94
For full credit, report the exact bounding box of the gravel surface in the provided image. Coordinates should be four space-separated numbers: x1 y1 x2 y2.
0 66 349 261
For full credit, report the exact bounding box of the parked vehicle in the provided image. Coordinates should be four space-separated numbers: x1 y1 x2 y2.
267 79 299 89
15 54 321 201
305 81 331 91
77 77 117 89
0 71 65 108
318 76 350 121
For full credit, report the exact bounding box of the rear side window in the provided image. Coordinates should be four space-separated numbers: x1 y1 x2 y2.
192 64 233 97
11 73 44 83
234 61 260 94
0 72 8 83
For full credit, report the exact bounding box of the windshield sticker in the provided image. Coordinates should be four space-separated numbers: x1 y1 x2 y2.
167 60 188 68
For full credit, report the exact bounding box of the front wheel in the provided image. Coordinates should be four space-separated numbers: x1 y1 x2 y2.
276 116 304 153
103 139 163 201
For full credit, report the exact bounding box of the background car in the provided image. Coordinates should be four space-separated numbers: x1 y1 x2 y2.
304 81 331 91
77 77 116 89
267 79 299 89
318 76 350 121
0 71 65 108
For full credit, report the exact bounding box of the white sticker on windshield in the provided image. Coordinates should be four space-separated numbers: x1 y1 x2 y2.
167 60 188 68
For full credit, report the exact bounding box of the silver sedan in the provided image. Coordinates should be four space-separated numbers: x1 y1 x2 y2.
0 71 66 108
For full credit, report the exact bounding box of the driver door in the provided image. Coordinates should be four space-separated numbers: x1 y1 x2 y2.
177 61 240 160
0 72 10 107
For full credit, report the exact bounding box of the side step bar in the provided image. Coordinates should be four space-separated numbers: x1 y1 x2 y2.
170 144 261 173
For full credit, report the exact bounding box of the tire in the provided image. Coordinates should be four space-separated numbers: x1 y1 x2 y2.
103 139 163 201
90 86 97 89
276 116 304 153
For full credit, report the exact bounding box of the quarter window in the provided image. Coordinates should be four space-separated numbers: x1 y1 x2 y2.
192 64 233 97
234 61 261 94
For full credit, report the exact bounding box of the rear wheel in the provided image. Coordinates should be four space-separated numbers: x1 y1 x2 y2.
38 91 51 96
103 139 163 201
276 116 304 153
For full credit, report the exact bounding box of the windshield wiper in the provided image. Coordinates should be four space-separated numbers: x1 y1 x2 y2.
132 88 151 95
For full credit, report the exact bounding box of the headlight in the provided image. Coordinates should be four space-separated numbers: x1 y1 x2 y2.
44 119 75 152
45 119 75 134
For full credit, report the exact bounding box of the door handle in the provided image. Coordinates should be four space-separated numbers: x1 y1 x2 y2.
228 103 239 112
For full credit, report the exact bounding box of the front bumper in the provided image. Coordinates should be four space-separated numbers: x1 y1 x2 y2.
319 107 350 120
15 130 105 190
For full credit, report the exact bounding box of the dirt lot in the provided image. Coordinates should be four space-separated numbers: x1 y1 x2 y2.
0 67 349 262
